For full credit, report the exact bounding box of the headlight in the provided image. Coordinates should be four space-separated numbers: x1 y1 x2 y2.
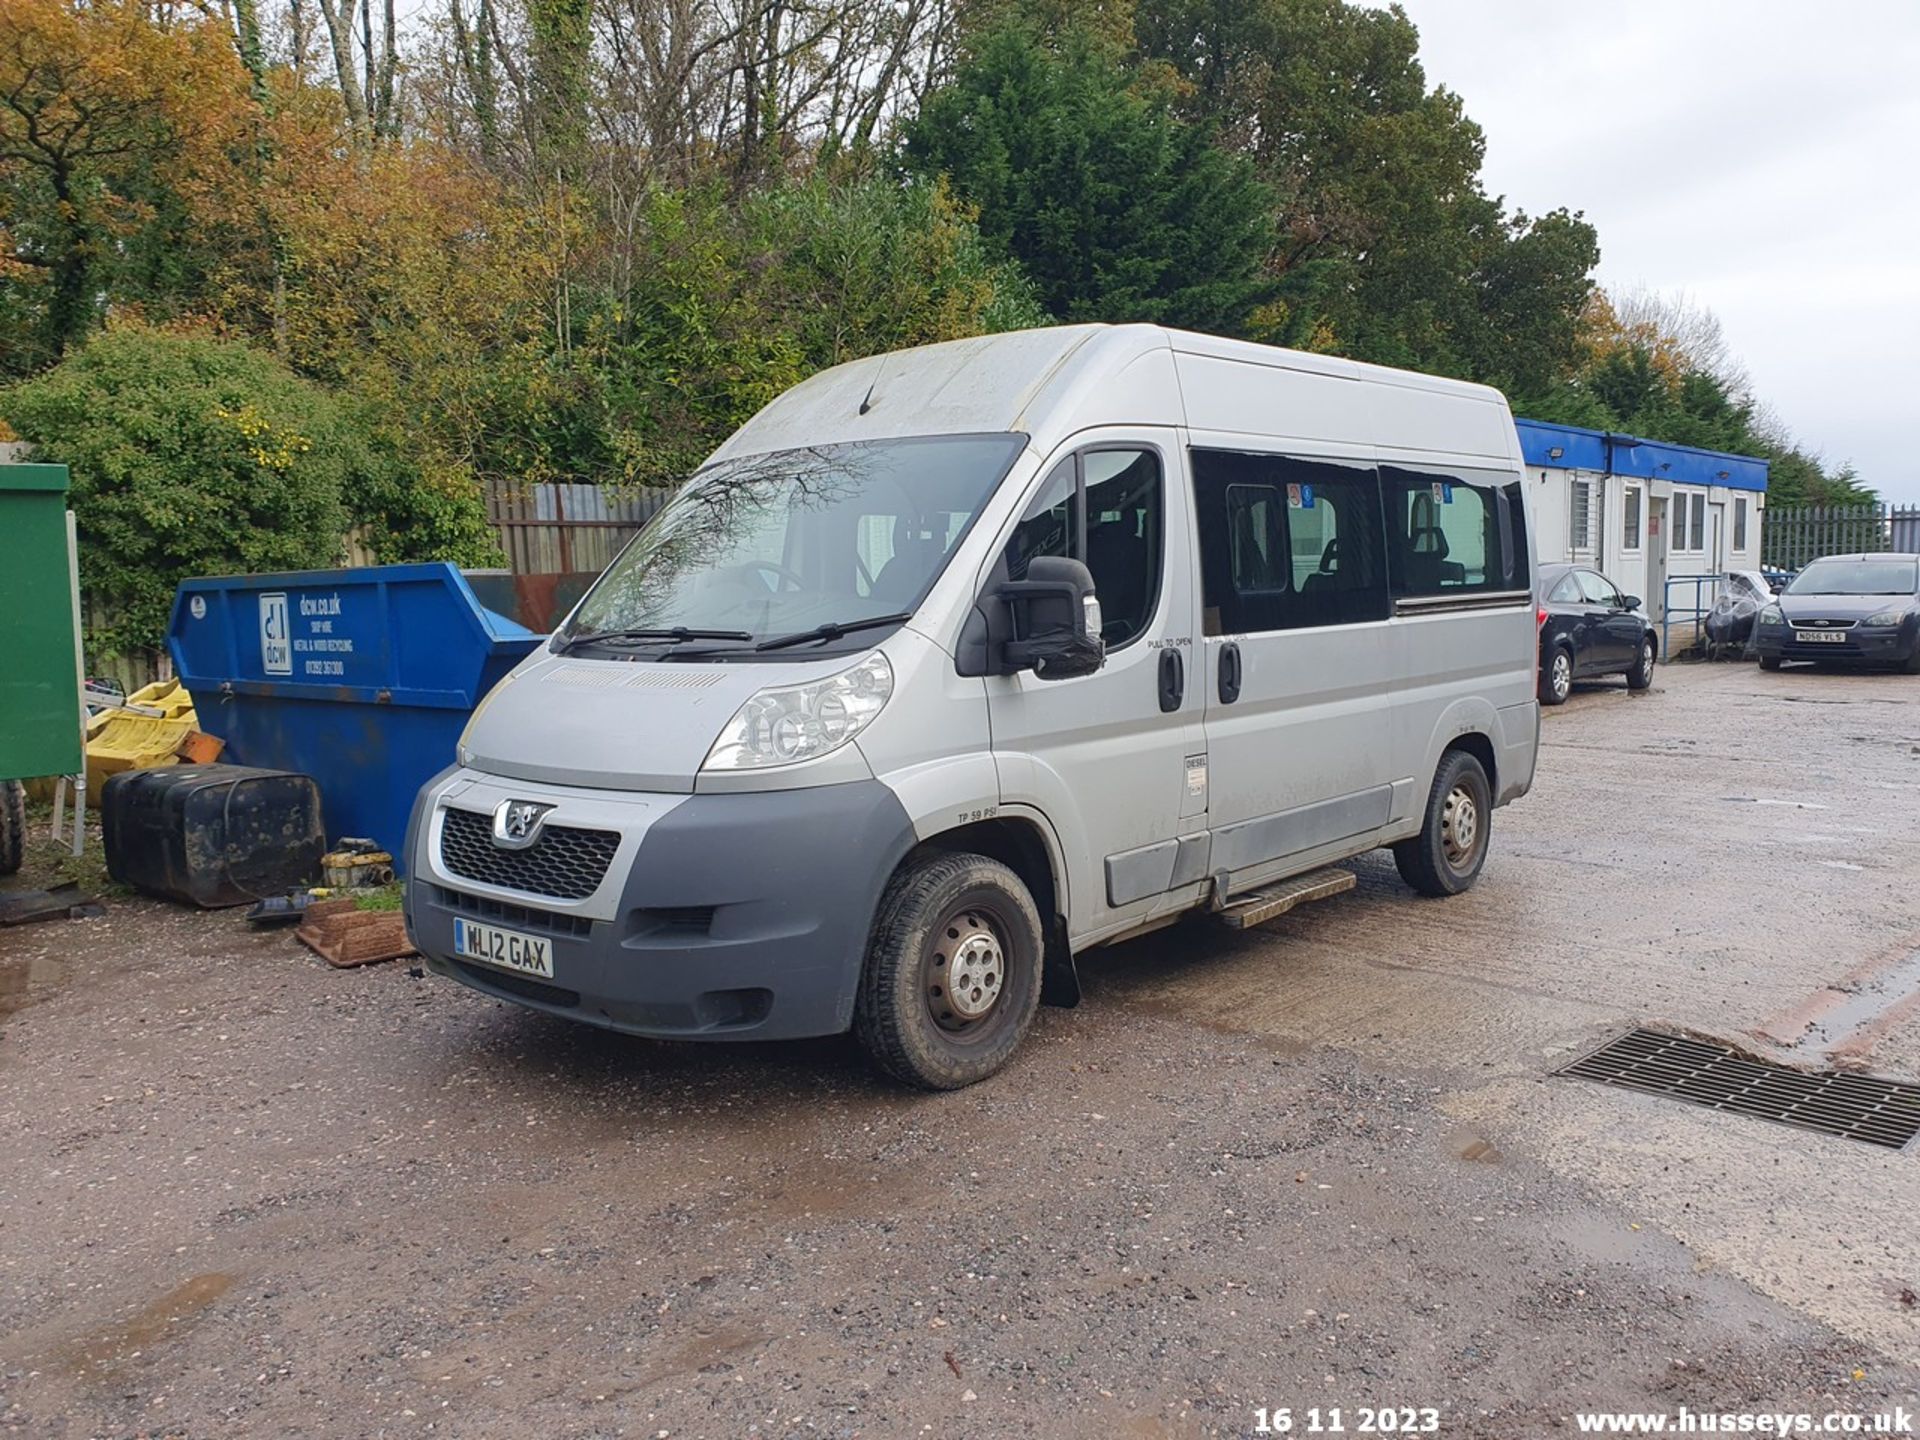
703 651 893 771
1861 608 1909 627
1758 605 1785 626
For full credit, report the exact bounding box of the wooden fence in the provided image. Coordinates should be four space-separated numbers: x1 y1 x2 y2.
1762 503 1920 572
483 479 672 576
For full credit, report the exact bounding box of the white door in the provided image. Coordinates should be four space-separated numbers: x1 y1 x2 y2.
986 435 1206 942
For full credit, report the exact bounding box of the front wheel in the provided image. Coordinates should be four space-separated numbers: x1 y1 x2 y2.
1393 750 1492 898
854 851 1044 1090
1626 636 1656 691
1758 656 1783 672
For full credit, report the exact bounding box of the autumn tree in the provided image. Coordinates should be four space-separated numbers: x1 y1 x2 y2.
0 0 250 371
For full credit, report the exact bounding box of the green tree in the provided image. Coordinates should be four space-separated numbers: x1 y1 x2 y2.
1133 0 1597 387
903 21 1277 335
1 325 496 659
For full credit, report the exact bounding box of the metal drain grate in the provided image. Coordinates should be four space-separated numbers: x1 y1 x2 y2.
1559 1028 1920 1150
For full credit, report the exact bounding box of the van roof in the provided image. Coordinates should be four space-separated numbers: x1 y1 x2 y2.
708 324 1520 469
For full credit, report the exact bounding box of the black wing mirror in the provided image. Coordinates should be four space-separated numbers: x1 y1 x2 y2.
998 556 1105 680
1620 594 1642 611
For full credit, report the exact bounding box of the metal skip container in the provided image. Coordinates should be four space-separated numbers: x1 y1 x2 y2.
168 563 542 875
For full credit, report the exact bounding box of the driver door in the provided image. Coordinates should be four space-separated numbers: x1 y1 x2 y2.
1576 570 1638 667
985 435 1206 942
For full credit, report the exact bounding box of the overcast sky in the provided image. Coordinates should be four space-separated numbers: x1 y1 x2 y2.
1383 0 1920 502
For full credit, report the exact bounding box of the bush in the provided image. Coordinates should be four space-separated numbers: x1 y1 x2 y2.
1 324 495 658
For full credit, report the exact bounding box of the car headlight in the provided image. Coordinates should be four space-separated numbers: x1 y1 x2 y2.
1757 605 1785 626
1861 608 1910 627
703 651 893 771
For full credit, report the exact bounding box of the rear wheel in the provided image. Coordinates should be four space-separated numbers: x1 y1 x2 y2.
854 851 1044 1090
1626 636 1656 691
1539 645 1573 706
1393 750 1492 898
0 780 23 877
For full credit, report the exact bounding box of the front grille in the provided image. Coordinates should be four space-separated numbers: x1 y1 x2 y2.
1790 618 1856 630
432 885 593 938
438 807 619 901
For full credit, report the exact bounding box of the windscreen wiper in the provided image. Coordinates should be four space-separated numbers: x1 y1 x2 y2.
754 612 914 652
555 626 753 654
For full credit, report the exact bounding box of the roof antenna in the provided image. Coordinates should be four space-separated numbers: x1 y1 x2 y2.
858 379 878 416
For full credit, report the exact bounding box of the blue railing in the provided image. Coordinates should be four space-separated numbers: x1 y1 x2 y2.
1662 573 1725 659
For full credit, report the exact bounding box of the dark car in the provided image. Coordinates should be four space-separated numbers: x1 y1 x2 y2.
1536 563 1658 705
1751 553 1920 673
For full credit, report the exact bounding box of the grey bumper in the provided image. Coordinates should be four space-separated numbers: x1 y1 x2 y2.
405 779 915 1041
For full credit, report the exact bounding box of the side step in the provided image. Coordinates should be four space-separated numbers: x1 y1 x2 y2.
1215 867 1357 930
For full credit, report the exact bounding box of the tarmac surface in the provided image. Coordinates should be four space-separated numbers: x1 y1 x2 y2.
2 659 1918 1438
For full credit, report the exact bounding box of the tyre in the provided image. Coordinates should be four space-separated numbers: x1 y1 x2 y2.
1626 635 1656 691
1901 647 1920 676
1758 656 1783 672
1539 644 1573 706
1393 750 1493 898
0 779 24 877
854 851 1044 1090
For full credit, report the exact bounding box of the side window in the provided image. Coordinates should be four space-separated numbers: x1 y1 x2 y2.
1004 448 1163 650
1577 570 1620 607
1623 485 1642 551
1191 450 1387 634
1734 496 1749 552
1381 467 1510 597
1548 573 1580 603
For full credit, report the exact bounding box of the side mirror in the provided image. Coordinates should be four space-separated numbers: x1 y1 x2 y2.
1620 594 1642 611
998 556 1105 680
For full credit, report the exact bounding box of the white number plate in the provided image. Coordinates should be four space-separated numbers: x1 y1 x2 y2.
1794 630 1847 644
454 918 554 979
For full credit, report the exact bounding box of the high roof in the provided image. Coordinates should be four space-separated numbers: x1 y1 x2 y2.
1514 418 1768 493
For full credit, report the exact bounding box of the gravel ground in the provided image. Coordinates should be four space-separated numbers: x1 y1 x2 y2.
2 660 1917 1438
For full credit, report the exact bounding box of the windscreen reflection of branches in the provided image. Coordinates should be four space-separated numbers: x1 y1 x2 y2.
565 434 1024 642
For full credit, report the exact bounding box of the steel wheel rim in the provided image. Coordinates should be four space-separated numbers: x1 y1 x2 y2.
1638 643 1654 683
1441 784 1480 868
927 907 1009 1033
1551 652 1571 699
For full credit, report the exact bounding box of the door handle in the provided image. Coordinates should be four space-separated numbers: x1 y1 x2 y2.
1157 647 1183 713
1218 642 1242 705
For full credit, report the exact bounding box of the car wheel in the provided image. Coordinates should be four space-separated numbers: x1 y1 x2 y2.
1758 656 1783 672
1392 749 1492 898
0 780 23 877
1626 636 1656 691
854 851 1044 1090
1539 645 1574 706
1902 648 1920 676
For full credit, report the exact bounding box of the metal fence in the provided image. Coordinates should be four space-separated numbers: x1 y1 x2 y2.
483 479 672 575
1763 503 1920 571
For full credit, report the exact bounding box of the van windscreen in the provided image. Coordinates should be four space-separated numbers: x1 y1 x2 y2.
561 434 1026 655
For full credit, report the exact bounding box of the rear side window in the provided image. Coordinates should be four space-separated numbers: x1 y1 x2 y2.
1548 573 1580 603
1382 467 1526 598
1191 450 1388 634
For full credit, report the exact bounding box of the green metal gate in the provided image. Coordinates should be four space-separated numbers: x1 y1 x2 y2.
0 464 83 783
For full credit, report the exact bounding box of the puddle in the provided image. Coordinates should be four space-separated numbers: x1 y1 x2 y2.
1799 948 1920 1056
0 954 67 1018
61 1273 235 1375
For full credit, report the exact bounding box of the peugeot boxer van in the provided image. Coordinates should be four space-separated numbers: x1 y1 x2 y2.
404 325 1540 1088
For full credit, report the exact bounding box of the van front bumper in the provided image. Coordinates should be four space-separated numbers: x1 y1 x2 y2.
404 774 916 1042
